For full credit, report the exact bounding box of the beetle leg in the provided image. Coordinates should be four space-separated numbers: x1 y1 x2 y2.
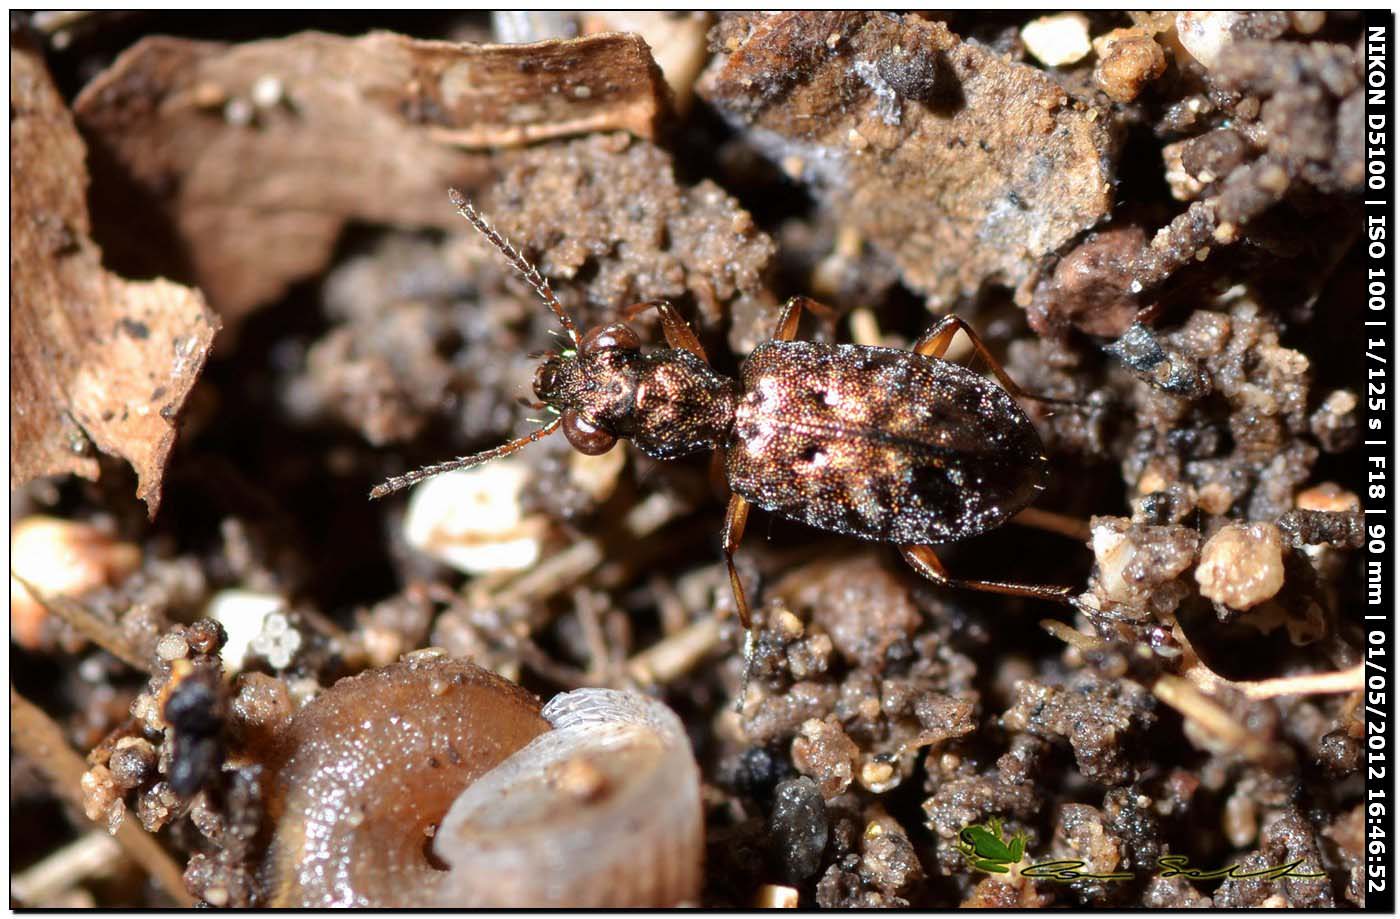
900 544 1076 604
770 295 839 341
912 315 1079 406
622 299 708 361
722 494 753 628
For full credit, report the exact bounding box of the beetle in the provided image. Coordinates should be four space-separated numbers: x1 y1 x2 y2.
371 189 1076 629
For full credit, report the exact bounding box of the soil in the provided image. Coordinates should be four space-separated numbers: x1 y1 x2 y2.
11 10 1370 908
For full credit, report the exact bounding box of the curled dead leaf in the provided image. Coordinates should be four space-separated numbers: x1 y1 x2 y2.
11 38 219 517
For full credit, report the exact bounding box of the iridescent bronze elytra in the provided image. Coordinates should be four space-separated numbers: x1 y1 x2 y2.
371 190 1075 628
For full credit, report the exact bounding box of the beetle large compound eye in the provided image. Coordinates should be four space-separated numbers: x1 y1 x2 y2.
533 361 562 400
562 411 617 455
580 322 641 355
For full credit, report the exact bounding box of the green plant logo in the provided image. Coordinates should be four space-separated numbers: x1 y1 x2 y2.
957 817 1026 874
958 817 1329 883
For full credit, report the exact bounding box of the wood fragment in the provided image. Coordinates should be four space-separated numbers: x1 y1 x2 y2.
10 688 194 906
74 30 671 324
626 615 724 686
420 33 672 148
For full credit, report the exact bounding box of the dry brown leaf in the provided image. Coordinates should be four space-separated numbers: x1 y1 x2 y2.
73 30 672 324
11 39 219 518
699 12 1120 309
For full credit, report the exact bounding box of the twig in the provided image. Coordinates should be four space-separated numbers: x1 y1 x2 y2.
11 831 123 905
485 491 690 612
1039 618 1109 653
1174 623 1364 700
1012 506 1092 542
10 687 192 906
626 616 724 686
573 588 614 684
1235 663 1365 700
1152 674 1273 763
492 537 605 609
11 575 150 672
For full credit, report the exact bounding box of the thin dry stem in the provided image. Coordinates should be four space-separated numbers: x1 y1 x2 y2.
1152 674 1273 763
12 575 150 672
1013 506 1093 542
626 615 724 686
11 831 123 905
1039 618 1109 653
1236 663 1365 699
1173 622 1363 700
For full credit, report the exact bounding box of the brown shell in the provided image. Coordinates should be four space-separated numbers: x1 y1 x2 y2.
726 341 1048 544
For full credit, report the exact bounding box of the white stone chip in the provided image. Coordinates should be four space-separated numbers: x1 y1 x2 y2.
1022 13 1092 68
403 462 547 575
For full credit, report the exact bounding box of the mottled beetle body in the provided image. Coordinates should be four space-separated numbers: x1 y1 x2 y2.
372 190 1076 631
728 340 1049 545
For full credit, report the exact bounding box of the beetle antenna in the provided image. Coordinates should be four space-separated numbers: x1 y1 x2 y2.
448 188 581 346
368 417 563 499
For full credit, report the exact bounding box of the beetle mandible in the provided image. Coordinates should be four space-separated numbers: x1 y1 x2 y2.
371 189 1077 630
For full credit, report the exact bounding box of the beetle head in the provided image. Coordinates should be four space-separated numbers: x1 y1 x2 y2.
533 322 645 455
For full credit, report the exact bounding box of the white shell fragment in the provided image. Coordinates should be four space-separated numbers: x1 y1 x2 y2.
432 688 704 907
403 462 548 574
1021 13 1092 68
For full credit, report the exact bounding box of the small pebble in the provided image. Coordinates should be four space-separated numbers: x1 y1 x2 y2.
1021 13 1092 68
80 762 121 829
1195 522 1286 610
1290 11 1326 34
1222 788 1258 849
108 737 158 791
1093 28 1167 102
769 777 829 882
859 758 898 793
403 462 547 575
1175 11 1242 71
250 74 284 109
1296 482 1360 514
155 632 190 662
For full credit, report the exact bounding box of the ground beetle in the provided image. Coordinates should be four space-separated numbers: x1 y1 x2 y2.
371 190 1076 630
